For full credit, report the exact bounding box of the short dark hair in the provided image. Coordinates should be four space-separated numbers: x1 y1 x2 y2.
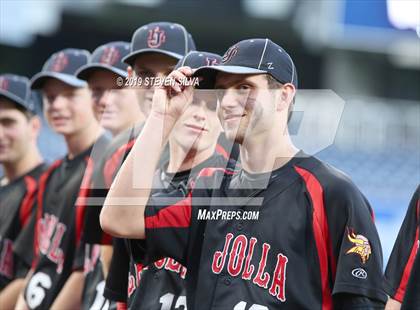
266 75 294 122
0 97 35 120
17 106 35 120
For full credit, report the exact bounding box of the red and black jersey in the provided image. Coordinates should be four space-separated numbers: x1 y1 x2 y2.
14 135 109 310
401 232 420 309
384 185 419 304
0 163 47 290
81 124 235 246
107 154 230 310
78 121 236 308
142 151 387 309
78 124 146 310
81 124 146 247
80 244 117 310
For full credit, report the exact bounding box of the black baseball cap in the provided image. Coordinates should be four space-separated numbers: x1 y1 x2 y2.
0 74 36 112
175 51 222 70
31 48 90 89
194 38 298 88
123 22 196 65
76 41 130 80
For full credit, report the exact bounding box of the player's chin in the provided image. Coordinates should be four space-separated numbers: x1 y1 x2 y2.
100 118 119 130
0 153 12 163
51 124 74 136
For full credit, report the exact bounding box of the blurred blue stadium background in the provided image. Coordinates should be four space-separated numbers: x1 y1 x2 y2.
0 0 419 264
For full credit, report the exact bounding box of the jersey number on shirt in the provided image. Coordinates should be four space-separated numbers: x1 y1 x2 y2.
234 301 268 310
26 272 52 309
90 280 110 310
159 293 187 310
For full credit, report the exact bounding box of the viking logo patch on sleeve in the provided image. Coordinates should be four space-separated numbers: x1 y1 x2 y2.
345 228 371 264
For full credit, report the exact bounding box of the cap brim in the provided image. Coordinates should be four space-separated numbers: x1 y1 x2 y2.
76 64 128 81
193 65 267 89
122 49 183 65
0 90 29 111
31 72 87 89
194 65 267 76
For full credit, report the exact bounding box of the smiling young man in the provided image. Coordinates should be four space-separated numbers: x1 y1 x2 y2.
51 40 144 310
13 48 109 310
106 51 230 310
78 41 144 136
0 74 46 309
77 22 197 309
101 38 387 309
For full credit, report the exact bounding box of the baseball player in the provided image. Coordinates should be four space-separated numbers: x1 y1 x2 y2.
106 51 231 310
401 235 420 309
52 40 143 310
384 185 419 310
78 41 144 135
14 48 109 310
0 74 46 309
102 38 387 309
79 22 197 309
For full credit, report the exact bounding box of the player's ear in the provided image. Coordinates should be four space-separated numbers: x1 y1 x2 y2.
276 83 295 112
29 115 42 140
127 66 134 78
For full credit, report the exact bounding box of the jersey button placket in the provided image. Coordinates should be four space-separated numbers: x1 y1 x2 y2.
223 277 232 286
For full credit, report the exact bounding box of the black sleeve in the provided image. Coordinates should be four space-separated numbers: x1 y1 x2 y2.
333 293 385 309
323 176 387 303
104 238 130 302
402 246 420 310
384 186 419 302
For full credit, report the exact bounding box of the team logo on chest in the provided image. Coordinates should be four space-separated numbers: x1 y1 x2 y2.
211 233 288 302
154 257 187 279
128 263 143 297
38 213 67 273
147 27 166 48
345 228 371 264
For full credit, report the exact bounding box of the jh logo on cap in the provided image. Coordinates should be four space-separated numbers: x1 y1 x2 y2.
147 27 166 48
51 52 69 72
222 46 238 63
100 47 120 66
